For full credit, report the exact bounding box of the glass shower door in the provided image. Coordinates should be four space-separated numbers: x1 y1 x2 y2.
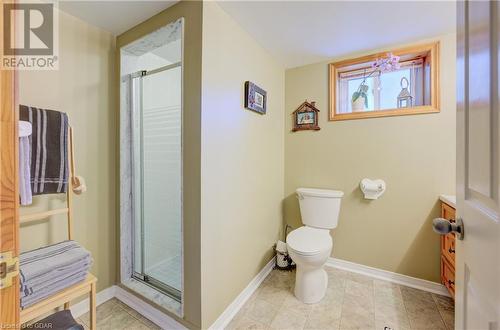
131 63 182 301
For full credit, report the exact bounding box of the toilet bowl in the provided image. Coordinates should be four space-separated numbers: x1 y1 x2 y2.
287 188 343 304
287 226 332 303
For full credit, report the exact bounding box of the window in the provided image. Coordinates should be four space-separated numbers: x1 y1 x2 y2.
329 42 439 121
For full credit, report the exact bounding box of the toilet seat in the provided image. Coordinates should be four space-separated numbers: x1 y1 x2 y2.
287 226 332 256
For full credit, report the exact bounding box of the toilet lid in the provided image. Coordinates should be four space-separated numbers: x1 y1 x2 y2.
286 227 332 256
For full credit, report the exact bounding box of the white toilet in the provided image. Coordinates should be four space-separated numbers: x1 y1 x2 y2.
287 187 344 304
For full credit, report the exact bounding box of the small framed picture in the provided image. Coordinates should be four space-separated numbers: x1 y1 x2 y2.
245 81 267 114
292 101 320 131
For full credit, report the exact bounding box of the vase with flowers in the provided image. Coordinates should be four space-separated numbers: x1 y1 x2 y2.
351 53 401 112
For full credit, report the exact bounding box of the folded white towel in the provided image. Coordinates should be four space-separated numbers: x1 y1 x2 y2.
19 136 32 205
19 121 32 137
19 121 33 205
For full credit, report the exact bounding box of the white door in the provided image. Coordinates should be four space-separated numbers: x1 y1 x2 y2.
456 0 500 329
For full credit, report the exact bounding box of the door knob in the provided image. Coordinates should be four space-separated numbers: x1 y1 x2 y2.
433 217 464 240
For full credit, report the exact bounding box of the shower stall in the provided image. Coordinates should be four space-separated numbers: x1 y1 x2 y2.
130 62 182 300
120 19 183 308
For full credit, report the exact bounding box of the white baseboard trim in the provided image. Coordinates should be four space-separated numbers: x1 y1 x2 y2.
114 286 186 330
69 285 185 329
70 286 117 318
209 257 275 330
326 257 450 297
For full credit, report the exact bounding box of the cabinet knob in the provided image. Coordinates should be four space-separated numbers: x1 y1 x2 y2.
448 247 455 253
448 280 455 286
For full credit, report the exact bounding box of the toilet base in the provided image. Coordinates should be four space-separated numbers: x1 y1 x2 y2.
293 265 328 304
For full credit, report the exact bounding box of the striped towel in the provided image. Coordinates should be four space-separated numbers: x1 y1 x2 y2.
20 241 91 283
19 240 92 309
20 257 91 295
21 268 89 299
21 272 88 309
20 240 92 294
19 105 69 195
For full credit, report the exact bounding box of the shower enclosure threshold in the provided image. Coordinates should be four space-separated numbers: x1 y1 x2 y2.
122 277 182 317
132 273 181 303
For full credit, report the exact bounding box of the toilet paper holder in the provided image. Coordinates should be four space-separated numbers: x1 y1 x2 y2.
360 178 386 200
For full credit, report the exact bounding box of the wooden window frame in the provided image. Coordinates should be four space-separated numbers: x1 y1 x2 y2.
329 42 440 121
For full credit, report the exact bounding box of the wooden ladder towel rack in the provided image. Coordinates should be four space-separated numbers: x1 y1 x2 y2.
19 126 97 330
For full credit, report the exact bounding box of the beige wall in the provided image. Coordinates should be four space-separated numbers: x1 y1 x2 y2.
284 33 456 283
200 2 285 327
116 1 203 328
18 10 116 292
17 3 454 327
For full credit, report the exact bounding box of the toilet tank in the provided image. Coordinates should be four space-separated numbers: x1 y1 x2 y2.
296 188 344 229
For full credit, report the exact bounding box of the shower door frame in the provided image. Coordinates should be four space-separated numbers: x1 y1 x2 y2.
129 61 183 303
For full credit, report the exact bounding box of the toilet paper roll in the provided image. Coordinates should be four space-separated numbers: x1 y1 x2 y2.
360 179 386 200
361 180 383 192
276 240 287 253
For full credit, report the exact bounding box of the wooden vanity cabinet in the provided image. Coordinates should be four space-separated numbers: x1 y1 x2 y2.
440 201 456 298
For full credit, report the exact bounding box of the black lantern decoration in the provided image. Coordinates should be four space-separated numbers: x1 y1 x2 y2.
397 77 413 108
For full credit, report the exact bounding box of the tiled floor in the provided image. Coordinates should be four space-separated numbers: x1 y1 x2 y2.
78 298 160 330
226 267 454 330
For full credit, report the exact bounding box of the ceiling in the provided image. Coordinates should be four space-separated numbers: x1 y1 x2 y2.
58 1 456 68
58 1 178 35
217 1 456 68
